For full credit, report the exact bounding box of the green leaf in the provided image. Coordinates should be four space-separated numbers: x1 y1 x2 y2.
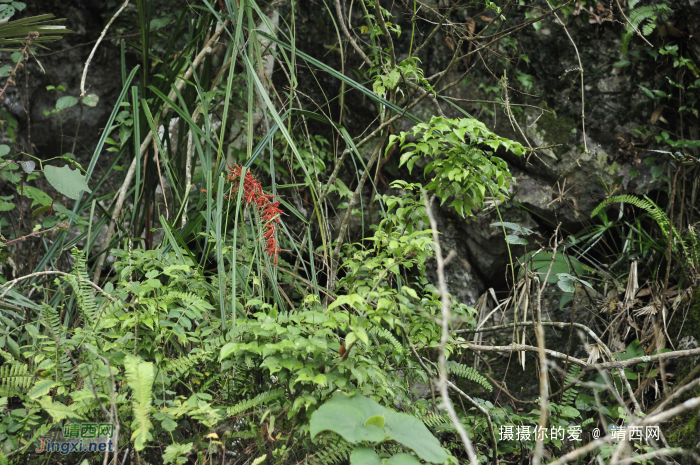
38 396 85 421
613 60 631 68
44 164 92 200
506 234 528 245
82 93 99 107
162 442 193 465
56 95 78 110
311 393 448 463
557 277 575 293
0 144 9 157
124 355 155 451
383 410 448 463
638 85 654 99
0 199 13 211
219 342 237 361
386 454 422 465
28 379 57 399
365 415 385 428
162 417 177 432
560 406 581 418
350 447 382 465
20 185 51 207
149 16 171 30
0 65 12 78
309 402 385 443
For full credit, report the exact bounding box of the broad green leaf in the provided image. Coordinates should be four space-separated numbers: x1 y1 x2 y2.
386 454 422 465
350 447 382 465
0 144 9 157
219 342 238 361
44 164 92 200
384 410 448 463
309 402 384 443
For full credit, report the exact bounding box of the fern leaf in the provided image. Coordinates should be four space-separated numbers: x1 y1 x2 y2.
562 365 581 407
590 195 689 260
421 412 451 429
310 437 353 465
124 354 155 451
0 363 31 396
446 361 493 392
37 396 85 421
369 327 404 354
224 389 284 417
67 248 97 323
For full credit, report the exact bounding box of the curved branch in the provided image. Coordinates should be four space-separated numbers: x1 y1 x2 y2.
334 0 373 68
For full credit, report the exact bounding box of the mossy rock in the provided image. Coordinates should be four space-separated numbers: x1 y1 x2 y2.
534 111 577 157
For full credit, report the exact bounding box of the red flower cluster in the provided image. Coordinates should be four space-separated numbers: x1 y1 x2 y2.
225 165 283 263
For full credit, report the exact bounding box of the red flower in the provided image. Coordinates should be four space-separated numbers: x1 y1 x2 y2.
226 165 282 263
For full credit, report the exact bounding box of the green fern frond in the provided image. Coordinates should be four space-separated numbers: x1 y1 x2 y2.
164 332 228 379
124 354 155 451
421 412 451 429
0 363 31 395
369 327 404 354
591 195 689 260
39 303 63 340
621 32 634 56
446 361 492 392
165 291 215 313
164 350 211 378
69 248 97 322
562 365 580 407
687 226 700 269
628 5 658 31
227 429 257 439
224 389 284 417
310 437 353 465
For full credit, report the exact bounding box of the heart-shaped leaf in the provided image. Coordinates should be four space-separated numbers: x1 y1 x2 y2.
44 164 92 200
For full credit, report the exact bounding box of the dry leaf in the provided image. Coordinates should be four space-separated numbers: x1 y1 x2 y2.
650 105 665 124
659 22 684 38
467 18 475 37
636 288 652 297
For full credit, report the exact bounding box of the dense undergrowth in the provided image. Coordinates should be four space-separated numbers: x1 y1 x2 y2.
0 0 699 464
